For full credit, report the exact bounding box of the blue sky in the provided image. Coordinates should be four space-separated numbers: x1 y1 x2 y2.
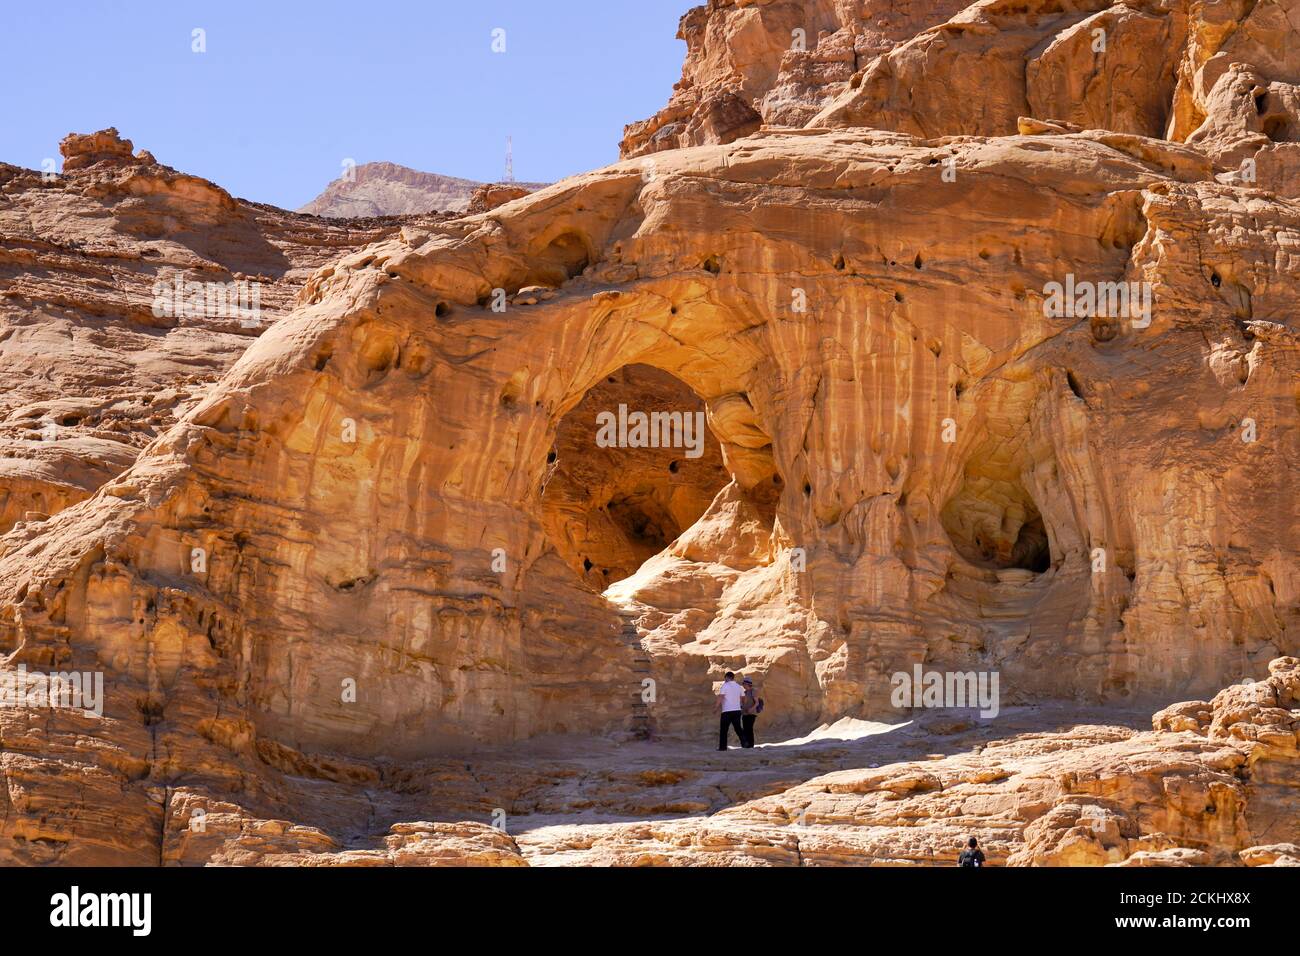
0 0 688 208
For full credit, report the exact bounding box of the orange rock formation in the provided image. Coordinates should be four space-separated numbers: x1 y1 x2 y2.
0 1 1296 865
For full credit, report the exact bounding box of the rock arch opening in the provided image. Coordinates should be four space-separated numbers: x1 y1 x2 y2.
540 364 731 591
524 231 592 287
940 475 1052 574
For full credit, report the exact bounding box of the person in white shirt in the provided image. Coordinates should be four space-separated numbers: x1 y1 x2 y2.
715 671 745 750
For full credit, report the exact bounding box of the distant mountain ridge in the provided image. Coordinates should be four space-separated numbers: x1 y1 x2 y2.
299 161 546 217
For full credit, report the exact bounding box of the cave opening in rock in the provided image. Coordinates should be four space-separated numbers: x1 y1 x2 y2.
524 231 592 288
1009 512 1051 573
540 364 732 591
941 476 1053 575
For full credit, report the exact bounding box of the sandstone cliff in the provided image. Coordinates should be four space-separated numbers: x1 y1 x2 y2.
0 129 448 537
0 1 1296 867
2 123 1295 761
623 0 1300 201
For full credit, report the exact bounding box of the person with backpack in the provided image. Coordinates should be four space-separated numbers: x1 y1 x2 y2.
957 836 986 867
740 677 764 747
715 672 745 750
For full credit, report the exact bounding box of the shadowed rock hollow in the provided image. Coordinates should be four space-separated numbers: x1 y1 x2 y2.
0 0 1297 865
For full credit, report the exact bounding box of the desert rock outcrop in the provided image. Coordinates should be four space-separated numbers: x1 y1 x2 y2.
623 0 1300 201
465 182 542 215
2 125 1295 756
300 161 546 217
0 129 450 536
0 1 1296 866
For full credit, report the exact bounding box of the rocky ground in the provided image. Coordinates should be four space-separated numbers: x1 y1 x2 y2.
152 657 1300 866
5 653 1292 866
1 0 1297 866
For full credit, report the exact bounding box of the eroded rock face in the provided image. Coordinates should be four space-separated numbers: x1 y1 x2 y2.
0 130 449 538
541 364 730 590
0 5 1296 866
621 0 974 156
2 124 1296 760
465 182 540 215
625 0 1300 199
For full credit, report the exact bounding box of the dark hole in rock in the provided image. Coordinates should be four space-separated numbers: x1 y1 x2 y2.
523 232 591 287
334 572 374 592
1012 515 1051 573
1091 315 1120 342
1262 116 1288 141
942 476 1052 574
548 233 590 280
540 364 732 589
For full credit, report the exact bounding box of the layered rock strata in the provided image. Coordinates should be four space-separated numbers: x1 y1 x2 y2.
0 2 1296 866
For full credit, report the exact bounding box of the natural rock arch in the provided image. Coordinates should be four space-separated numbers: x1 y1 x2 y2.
0 131 1294 766
539 363 732 591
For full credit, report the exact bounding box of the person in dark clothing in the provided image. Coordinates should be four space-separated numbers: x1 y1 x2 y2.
715 672 745 750
740 677 763 748
957 836 986 867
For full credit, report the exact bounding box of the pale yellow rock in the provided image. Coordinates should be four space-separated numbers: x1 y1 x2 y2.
0 5 1297 868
